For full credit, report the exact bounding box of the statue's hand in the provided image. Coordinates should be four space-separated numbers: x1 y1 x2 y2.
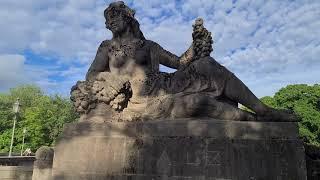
179 44 195 68
179 18 213 69
192 18 213 60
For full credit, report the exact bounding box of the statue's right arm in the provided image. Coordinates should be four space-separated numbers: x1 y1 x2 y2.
85 40 110 81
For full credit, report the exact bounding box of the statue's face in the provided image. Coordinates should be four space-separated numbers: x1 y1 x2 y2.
105 8 128 34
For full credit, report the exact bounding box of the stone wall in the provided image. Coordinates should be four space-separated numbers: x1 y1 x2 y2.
52 119 307 180
0 156 34 180
0 166 33 180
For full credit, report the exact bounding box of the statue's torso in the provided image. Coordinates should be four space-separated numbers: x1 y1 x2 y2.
106 39 154 98
107 39 152 77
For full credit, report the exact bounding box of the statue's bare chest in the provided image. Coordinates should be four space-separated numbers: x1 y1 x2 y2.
107 39 149 68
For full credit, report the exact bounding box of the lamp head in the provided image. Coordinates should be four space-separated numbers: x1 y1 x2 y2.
13 98 20 113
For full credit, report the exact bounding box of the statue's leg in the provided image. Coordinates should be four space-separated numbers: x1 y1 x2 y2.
223 74 268 115
170 93 256 121
172 58 297 121
185 58 267 115
205 99 256 121
223 73 298 121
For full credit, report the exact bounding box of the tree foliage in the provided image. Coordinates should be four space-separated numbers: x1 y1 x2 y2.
0 85 78 153
260 84 320 147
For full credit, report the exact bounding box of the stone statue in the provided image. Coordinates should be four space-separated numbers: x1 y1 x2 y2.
71 1 297 122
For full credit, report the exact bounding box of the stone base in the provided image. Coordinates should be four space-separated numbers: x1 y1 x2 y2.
52 119 307 180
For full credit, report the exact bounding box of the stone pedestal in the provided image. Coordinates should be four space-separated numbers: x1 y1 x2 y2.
52 119 307 180
32 146 54 180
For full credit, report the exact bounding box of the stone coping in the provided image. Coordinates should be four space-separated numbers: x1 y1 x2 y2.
0 156 35 166
61 118 299 140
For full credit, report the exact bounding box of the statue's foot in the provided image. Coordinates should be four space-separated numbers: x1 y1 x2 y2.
257 108 299 122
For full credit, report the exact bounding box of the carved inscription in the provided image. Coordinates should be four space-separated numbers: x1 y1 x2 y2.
60 136 304 179
157 150 172 175
206 151 221 165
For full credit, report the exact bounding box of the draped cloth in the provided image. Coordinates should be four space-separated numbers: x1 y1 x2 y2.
123 57 234 119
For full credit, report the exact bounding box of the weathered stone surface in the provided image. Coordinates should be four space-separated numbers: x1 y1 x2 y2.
52 119 307 180
32 146 54 180
0 166 33 180
305 144 320 179
34 146 54 169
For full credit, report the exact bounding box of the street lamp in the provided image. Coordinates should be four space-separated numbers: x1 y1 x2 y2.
20 128 27 156
9 98 20 157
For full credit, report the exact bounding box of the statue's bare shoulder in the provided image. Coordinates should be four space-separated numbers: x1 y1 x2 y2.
97 40 111 52
86 40 112 81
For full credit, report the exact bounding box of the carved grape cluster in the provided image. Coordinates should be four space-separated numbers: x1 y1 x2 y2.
70 81 96 114
70 72 133 115
93 73 132 111
192 18 213 60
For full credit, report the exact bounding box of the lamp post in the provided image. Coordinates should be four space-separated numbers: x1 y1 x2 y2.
20 128 26 156
9 98 20 157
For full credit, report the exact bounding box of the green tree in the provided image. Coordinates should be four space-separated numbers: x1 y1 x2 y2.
0 85 78 153
260 84 320 147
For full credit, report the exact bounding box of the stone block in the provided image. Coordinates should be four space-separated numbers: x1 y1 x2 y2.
0 166 33 180
52 119 307 180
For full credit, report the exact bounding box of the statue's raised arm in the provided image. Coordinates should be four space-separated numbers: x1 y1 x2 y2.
149 18 214 71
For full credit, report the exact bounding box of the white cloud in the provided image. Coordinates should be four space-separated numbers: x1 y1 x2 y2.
0 53 87 95
0 0 110 63
0 0 319 97
0 54 61 93
0 55 29 90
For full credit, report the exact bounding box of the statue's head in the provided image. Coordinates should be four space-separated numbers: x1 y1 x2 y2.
104 1 145 39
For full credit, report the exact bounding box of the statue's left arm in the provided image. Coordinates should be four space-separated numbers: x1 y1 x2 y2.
149 18 214 70
149 41 194 70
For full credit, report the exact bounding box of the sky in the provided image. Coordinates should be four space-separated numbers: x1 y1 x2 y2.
0 0 319 97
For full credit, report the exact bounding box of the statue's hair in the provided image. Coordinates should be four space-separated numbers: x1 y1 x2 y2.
104 1 145 40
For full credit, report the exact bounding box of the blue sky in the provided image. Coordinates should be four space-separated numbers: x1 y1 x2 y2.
0 0 319 97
